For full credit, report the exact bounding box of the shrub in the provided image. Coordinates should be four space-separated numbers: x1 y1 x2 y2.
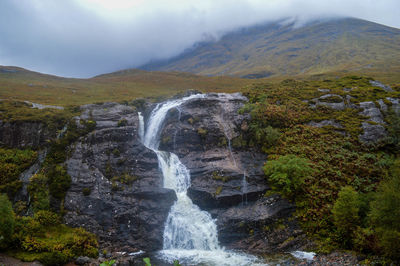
12 216 98 263
47 165 71 200
332 186 361 248
369 162 400 259
250 125 281 151
28 174 50 211
385 110 400 151
0 194 15 249
263 155 313 199
34 211 60 227
39 251 69 266
0 148 37 198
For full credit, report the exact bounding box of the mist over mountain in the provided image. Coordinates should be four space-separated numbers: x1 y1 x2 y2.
1 0 400 77
141 18 400 78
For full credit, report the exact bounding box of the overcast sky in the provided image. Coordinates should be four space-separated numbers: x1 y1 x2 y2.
0 0 399 78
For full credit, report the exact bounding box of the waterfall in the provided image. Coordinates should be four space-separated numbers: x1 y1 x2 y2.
242 171 248 206
138 112 144 141
139 94 263 265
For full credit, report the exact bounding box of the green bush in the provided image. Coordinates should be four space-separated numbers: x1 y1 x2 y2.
0 148 37 198
12 215 98 264
28 174 50 211
386 110 400 151
0 194 15 249
34 211 60 227
332 186 361 248
47 165 71 200
39 251 69 266
369 162 400 259
263 155 313 199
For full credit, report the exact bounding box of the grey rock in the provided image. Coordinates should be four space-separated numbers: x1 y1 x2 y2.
318 88 330 93
377 99 388 112
387 97 400 114
370 80 393 92
359 101 385 124
0 120 57 149
358 102 387 144
359 122 387 143
75 256 91 265
310 94 345 110
216 195 306 254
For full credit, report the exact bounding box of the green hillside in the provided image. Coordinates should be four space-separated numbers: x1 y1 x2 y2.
0 66 255 106
142 18 400 81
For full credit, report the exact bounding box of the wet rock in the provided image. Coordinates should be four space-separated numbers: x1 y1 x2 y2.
158 93 267 209
217 195 307 254
156 93 302 254
311 251 359 265
64 103 176 251
0 121 57 149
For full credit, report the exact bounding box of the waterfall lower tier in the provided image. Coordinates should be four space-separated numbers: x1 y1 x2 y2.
139 94 264 265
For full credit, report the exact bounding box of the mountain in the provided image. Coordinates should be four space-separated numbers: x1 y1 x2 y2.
141 18 400 79
0 66 255 105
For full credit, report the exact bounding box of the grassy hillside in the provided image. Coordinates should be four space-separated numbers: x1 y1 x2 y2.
0 66 256 106
142 18 400 82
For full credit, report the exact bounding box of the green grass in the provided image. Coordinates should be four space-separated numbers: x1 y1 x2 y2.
0 66 258 106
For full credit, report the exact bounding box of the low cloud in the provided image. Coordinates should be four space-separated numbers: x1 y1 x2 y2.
0 0 399 77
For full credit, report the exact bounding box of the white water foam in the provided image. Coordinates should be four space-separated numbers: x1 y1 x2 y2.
290 251 316 261
139 94 265 265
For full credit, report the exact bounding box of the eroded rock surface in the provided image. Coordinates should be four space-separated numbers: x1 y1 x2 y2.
0 121 56 149
64 103 176 251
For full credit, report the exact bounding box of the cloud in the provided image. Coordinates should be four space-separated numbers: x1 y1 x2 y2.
0 0 399 77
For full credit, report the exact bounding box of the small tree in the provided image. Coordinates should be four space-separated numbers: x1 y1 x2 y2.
263 155 312 199
332 186 361 248
0 194 15 249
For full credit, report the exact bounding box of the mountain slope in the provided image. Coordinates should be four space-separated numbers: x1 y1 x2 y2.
141 18 400 78
0 66 256 105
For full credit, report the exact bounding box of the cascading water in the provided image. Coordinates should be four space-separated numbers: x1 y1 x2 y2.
139 94 265 265
242 171 248 206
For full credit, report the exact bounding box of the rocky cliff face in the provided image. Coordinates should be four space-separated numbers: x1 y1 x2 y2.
62 94 306 254
63 102 176 252
0 121 56 149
